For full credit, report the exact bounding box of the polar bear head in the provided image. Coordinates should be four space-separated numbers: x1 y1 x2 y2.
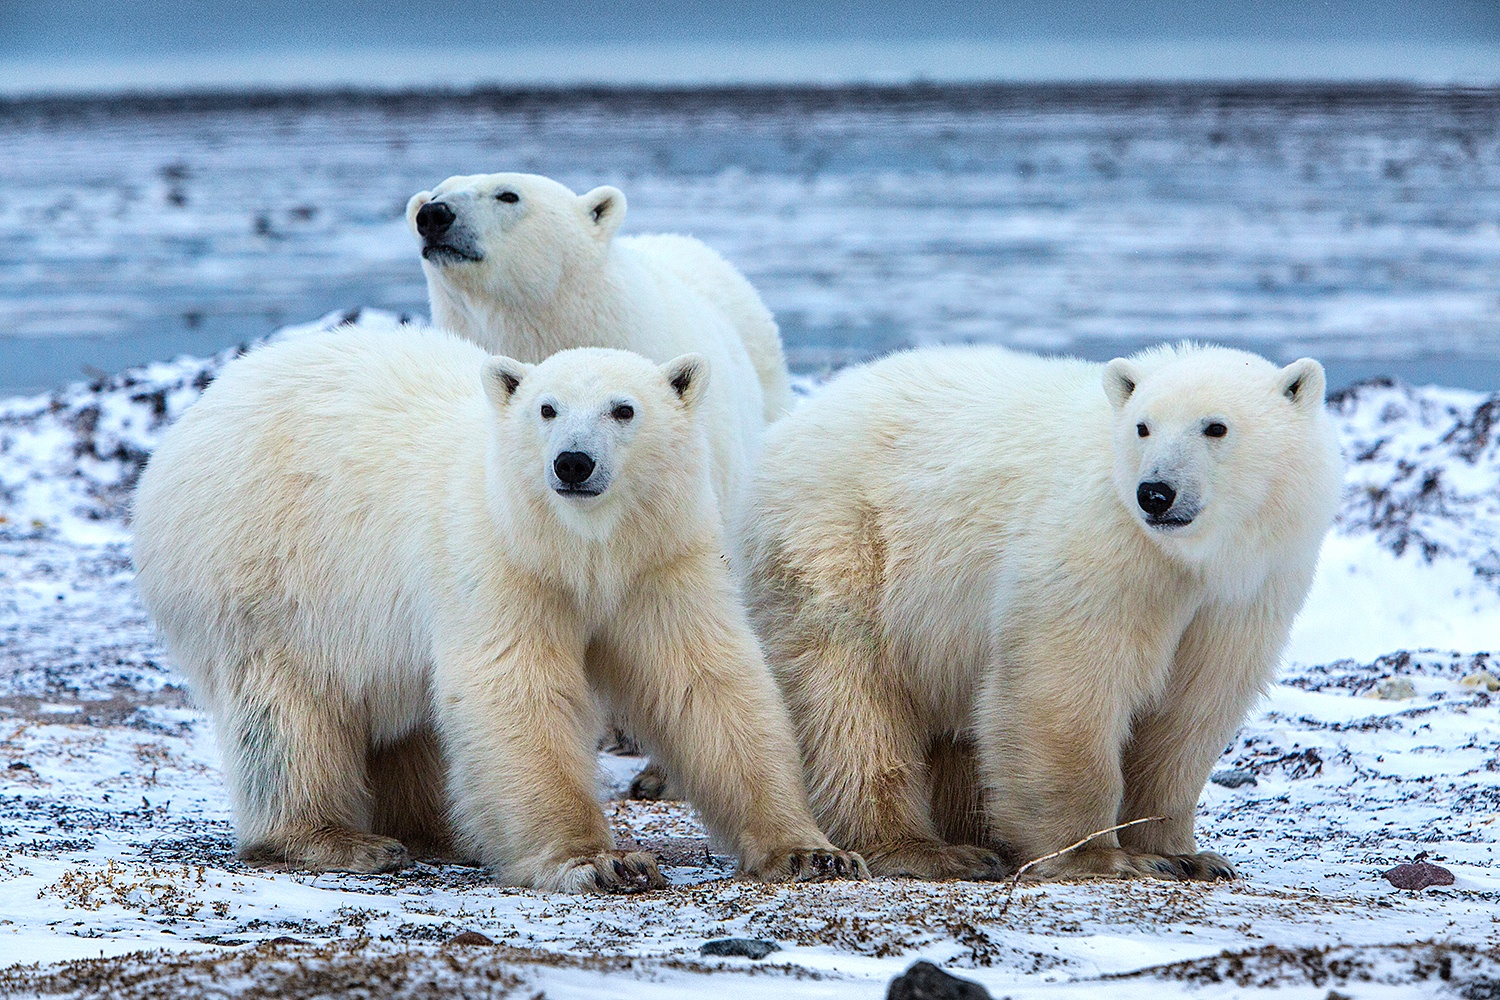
481 346 710 541
407 172 624 308
1102 345 1341 576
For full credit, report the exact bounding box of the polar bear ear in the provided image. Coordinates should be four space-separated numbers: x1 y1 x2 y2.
1279 358 1325 411
481 356 532 409
661 353 710 410
1102 359 1142 410
405 191 433 234
579 186 626 242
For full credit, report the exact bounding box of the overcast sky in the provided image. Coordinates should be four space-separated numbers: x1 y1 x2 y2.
2 0 1496 56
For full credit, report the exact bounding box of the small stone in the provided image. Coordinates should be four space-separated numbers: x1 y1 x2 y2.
262 936 304 947
1367 678 1416 700
700 937 779 959
1326 991 1353 1000
1383 861 1455 890
1460 669 1500 692
887 960 992 1000
1210 768 1257 788
446 930 495 946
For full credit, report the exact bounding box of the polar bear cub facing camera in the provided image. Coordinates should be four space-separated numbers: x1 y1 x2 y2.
407 171 791 515
738 343 1342 881
133 320 864 891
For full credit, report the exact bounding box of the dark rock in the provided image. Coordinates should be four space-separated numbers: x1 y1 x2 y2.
1210 768 1257 788
1383 861 1455 890
262 936 304 946
887 960 992 1000
700 937 779 960
446 930 495 946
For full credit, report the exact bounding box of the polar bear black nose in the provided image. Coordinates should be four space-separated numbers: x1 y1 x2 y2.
1137 481 1177 517
415 201 455 239
554 451 596 485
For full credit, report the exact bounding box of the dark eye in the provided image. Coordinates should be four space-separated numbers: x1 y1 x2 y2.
1136 423 1149 438
540 403 556 419
1205 422 1228 438
612 404 634 421
497 191 519 204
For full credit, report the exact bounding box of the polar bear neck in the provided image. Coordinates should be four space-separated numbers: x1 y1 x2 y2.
433 253 645 363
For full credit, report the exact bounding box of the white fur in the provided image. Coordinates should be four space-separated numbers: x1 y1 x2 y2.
406 172 791 516
132 320 861 890
737 343 1343 881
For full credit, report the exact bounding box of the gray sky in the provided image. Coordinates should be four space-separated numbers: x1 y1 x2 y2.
3 0 1496 56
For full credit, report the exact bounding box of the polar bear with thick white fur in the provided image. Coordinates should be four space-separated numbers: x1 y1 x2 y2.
407 172 791 514
738 343 1342 881
133 319 864 891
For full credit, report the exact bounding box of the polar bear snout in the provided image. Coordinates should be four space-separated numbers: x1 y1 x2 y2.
415 201 455 239
1136 479 1199 528
553 451 598 490
1137 480 1176 518
416 200 483 264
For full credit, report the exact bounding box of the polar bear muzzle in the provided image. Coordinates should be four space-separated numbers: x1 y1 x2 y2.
553 451 603 497
415 200 483 264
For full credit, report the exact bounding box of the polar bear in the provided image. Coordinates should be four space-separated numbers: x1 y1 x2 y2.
738 343 1342 881
132 320 864 891
406 172 791 515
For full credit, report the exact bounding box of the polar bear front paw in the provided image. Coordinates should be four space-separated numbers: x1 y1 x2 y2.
546 851 668 894
749 848 870 883
865 841 1011 881
1149 850 1237 881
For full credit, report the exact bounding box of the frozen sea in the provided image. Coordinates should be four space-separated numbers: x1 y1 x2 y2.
3 82 1500 394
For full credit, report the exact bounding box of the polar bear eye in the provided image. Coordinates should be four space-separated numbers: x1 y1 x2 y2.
1205 422 1228 438
496 191 519 204
1136 423 1149 438
612 404 634 421
540 404 556 419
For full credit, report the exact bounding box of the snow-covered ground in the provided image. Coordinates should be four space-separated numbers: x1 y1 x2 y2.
1 311 1498 997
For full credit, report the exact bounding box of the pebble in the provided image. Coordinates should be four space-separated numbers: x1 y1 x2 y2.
1460 669 1500 692
700 937 778 959
1210 768 1258 788
446 931 495 946
887 960 992 1000
1367 678 1417 700
1383 862 1455 890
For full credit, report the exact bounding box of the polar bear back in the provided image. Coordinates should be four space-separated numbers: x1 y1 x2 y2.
132 323 493 710
623 233 792 421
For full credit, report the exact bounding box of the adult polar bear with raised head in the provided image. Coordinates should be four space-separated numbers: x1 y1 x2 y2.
407 172 791 514
133 319 864 891
738 343 1342 882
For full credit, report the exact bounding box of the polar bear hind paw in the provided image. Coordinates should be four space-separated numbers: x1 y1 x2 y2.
750 848 871 882
240 827 411 874
864 841 1012 881
546 851 667 894
1027 845 1236 882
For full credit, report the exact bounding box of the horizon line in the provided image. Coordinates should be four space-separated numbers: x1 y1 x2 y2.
3 37 1497 99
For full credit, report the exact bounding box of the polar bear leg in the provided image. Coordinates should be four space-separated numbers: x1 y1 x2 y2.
926 733 999 851
979 639 1210 882
224 658 409 874
594 554 866 883
1115 597 1291 882
368 725 457 861
435 620 666 894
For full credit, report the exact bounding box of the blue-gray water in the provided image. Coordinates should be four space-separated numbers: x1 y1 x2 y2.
2 83 1499 395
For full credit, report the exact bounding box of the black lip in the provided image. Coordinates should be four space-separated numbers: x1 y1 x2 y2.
554 486 602 498
421 244 484 263
1146 515 1194 529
